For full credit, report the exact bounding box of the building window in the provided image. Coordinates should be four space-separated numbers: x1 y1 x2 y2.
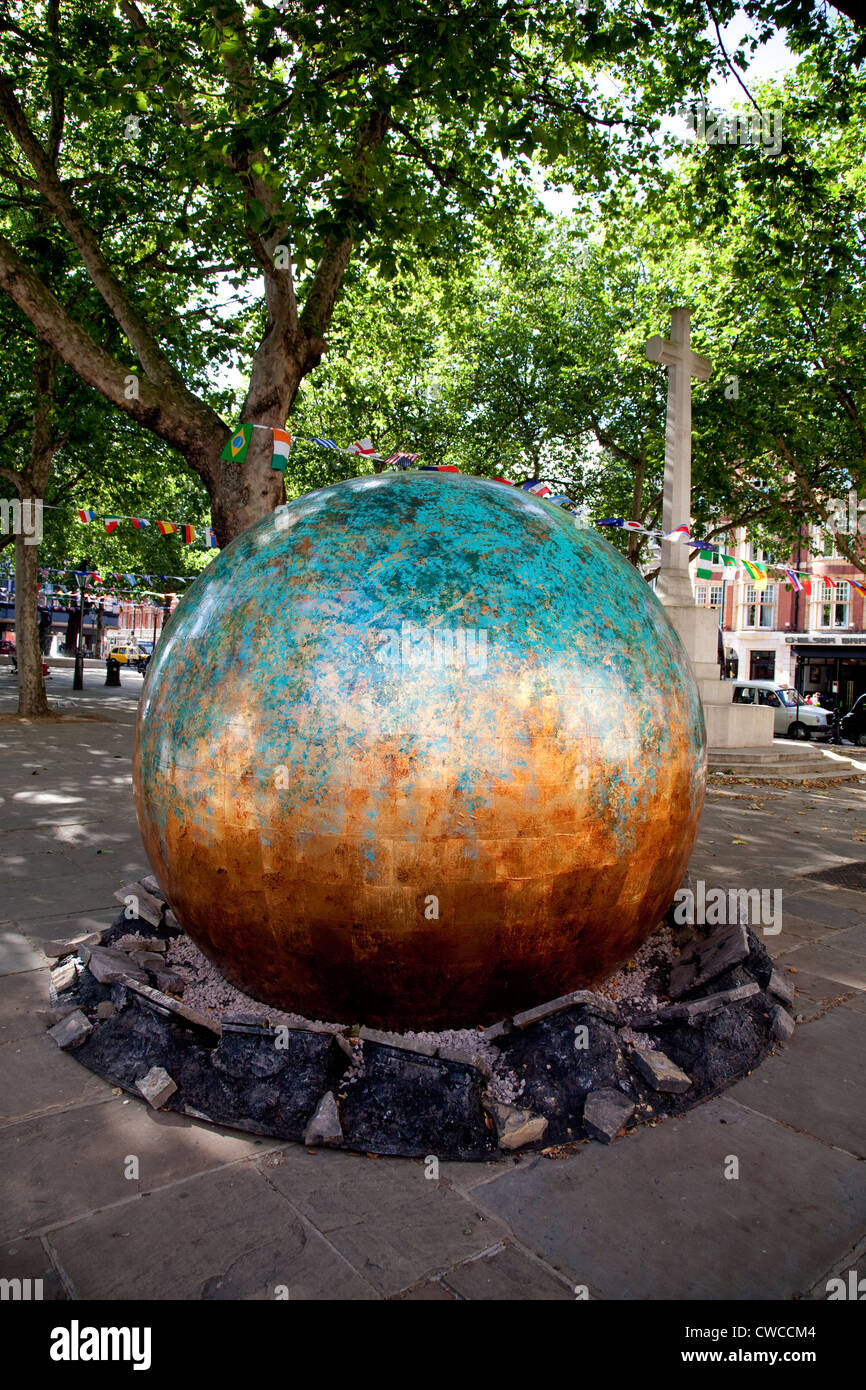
816 581 849 628
696 583 725 609
750 650 776 680
746 541 776 564
813 526 840 560
742 585 756 626
743 584 776 629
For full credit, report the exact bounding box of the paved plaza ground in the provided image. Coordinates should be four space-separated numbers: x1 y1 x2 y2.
1 669 865 1301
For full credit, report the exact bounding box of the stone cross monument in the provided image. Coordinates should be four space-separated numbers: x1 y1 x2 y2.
644 307 772 748
645 307 712 608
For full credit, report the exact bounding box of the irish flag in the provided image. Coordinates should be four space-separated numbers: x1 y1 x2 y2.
270 429 292 471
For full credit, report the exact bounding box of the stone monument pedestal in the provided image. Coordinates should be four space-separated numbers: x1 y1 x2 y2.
643 305 773 750
664 604 774 749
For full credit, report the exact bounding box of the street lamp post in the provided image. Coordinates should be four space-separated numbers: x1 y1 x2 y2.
72 562 90 692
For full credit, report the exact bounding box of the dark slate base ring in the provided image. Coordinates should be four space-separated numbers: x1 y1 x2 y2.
45 901 793 1162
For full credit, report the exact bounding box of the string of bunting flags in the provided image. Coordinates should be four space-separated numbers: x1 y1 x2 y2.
49 417 866 600
227 424 866 598
596 522 866 598
221 422 420 472
1 562 191 605
73 508 218 548
37 565 189 589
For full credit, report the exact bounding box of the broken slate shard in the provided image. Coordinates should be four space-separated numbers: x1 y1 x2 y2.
135 1065 178 1109
668 921 749 999
304 1091 343 1147
582 1088 635 1144
48 1009 93 1050
629 1045 692 1094
486 1102 549 1152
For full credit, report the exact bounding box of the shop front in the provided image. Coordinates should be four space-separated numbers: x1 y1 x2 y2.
786 637 866 713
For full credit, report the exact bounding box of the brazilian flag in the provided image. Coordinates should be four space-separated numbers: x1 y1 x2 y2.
220 424 253 463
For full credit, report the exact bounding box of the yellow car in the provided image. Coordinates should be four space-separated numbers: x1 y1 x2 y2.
107 643 147 668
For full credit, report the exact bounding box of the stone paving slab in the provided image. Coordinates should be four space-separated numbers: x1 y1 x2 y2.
0 967 50 1043
471 1097 866 1300
17 908 119 946
0 798 140 831
0 849 81 882
0 1096 284 1243
0 927 45 976
820 922 866 959
0 843 148 882
786 884 866 914
437 1159 506 1194
775 941 866 989
60 851 151 882
439 1241 575 1300
0 873 120 921
46 1164 379 1301
391 1277 458 1300
787 970 862 1023
777 894 866 932
771 913 846 946
0 1033 111 1127
724 1006 866 1157
0 1234 68 1300
0 823 130 854
259 1145 509 1297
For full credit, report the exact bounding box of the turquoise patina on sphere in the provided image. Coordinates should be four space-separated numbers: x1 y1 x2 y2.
134 472 706 1028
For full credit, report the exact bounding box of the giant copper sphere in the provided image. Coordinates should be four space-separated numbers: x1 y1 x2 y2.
134 472 705 1029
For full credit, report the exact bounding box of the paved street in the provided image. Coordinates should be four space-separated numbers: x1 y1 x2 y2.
1 678 865 1300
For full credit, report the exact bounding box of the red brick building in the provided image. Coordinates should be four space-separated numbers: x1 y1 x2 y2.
691 527 866 711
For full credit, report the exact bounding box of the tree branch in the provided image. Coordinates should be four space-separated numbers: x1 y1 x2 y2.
586 409 643 468
298 109 390 348
0 233 225 464
0 73 189 395
390 121 475 192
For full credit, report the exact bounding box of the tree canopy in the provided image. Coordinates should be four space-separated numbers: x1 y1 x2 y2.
0 0 788 541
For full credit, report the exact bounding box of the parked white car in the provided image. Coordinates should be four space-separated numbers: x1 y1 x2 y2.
725 680 831 740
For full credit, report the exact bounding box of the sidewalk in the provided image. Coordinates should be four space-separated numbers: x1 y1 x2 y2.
0 665 144 725
1 698 865 1300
